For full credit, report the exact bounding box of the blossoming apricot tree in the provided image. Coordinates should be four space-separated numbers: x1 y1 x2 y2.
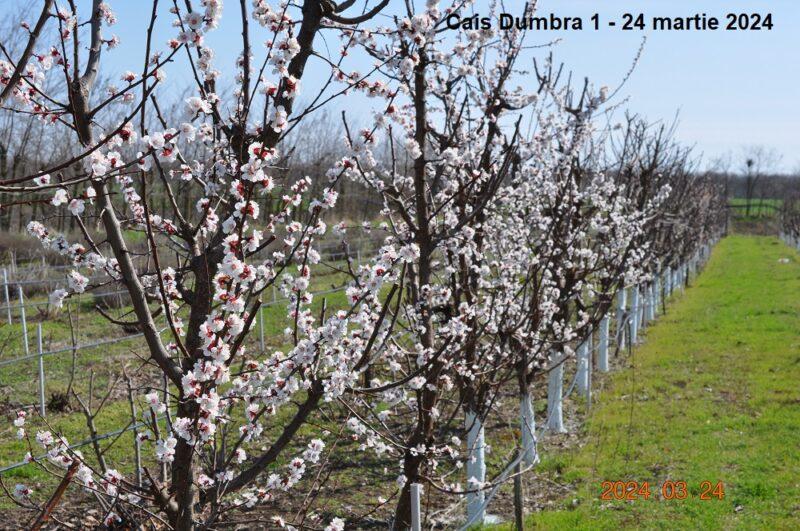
0 1 725 529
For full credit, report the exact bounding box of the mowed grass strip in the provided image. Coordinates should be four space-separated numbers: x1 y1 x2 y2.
503 235 800 529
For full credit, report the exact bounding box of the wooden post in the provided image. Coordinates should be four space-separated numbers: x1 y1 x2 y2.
29 461 80 531
513 457 524 530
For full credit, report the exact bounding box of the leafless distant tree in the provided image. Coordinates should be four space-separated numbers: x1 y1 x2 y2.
740 145 781 217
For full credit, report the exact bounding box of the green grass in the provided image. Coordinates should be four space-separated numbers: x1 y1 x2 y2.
495 235 800 530
728 198 782 219
0 265 350 402
0 266 352 494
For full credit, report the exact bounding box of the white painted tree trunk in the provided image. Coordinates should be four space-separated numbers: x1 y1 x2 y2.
519 392 538 465
465 410 486 524
640 286 649 328
576 338 590 400
647 283 656 321
616 288 627 349
639 285 647 327
654 275 662 315
665 267 672 296
546 362 566 433
598 316 610 372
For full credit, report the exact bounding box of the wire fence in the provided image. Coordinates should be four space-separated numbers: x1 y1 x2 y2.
1 236 383 282
0 285 349 397
0 236 382 322
0 283 350 475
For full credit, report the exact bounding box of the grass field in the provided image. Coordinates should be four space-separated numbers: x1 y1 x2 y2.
728 198 782 219
0 267 352 487
3 236 799 525
495 235 800 529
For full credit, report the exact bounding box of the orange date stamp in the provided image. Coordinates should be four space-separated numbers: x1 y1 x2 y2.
600 480 725 501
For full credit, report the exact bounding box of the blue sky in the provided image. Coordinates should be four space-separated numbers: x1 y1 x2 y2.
3 0 798 172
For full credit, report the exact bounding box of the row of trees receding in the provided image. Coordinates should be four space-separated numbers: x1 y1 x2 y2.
0 1 725 529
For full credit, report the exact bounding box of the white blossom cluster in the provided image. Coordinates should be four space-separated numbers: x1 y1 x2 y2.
3 1 725 527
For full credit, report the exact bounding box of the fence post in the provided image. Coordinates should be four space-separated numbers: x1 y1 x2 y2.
259 307 265 353
410 483 422 531
630 286 640 345
37 323 46 418
19 286 29 354
546 359 565 433
465 410 486 525
125 375 143 488
587 331 593 406
133 420 142 487
598 316 609 372
3 269 10 324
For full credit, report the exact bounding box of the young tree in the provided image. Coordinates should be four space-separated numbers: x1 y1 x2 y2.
0 2 727 529
0 1 410 528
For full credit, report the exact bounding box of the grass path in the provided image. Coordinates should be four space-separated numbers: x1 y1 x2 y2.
514 235 800 529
